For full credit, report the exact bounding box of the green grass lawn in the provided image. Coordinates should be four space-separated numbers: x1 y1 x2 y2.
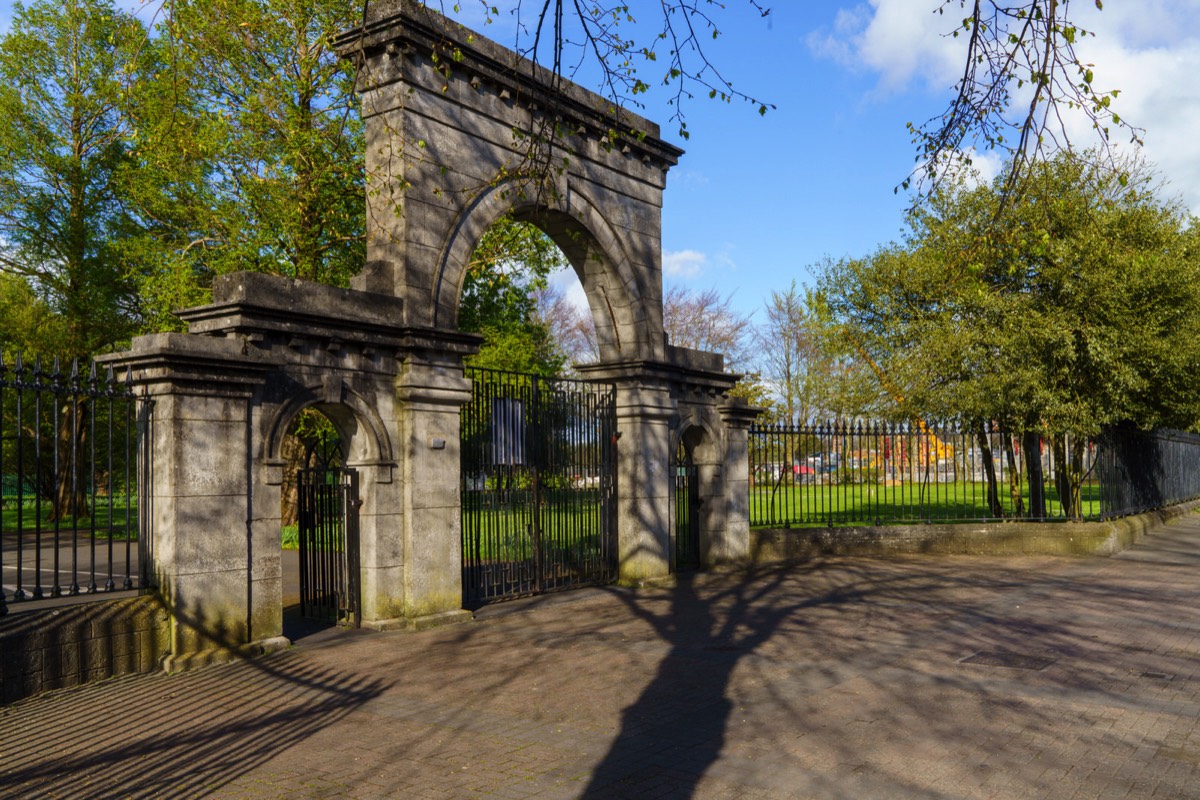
1 497 139 538
750 480 1102 527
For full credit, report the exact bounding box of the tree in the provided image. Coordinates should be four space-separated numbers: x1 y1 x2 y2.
533 281 599 368
909 0 1142 198
128 0 365 332
0 0 151 357
0 0 161 520
821 152 1200 516
663 285 751 368
757 279 883 423
460 215 572 375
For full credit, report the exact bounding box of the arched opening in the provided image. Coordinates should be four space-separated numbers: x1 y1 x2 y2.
674 432 701 571
278 406 356 641
674 424 719 572
457 212 587 376
432 184 662 366
457 211 620 607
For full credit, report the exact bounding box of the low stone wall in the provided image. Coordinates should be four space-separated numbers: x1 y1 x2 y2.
0 595 170 705
750 500 1200 562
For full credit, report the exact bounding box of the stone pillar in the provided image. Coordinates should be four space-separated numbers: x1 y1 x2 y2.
715 398 759 565
104 334 283 671
695 450 724 567
613 378 676 583
352 459 405 625
384 354 474 629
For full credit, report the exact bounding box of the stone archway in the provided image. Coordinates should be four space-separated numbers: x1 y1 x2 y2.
107 1 757 666
334 0 680 367
430 188 656 364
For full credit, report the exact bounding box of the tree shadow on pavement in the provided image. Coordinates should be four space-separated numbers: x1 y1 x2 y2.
574 551 1182 799
0 616 390 799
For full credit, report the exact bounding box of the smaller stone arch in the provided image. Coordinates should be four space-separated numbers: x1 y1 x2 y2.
262 378 395 486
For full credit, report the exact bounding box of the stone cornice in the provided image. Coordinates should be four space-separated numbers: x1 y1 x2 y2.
175 272 482 357
575 357 740 395
334 0 684 170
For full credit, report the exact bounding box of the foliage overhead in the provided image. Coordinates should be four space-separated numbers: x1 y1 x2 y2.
0 0 152 356
131 0 365 331
460 214 572 376
432 0 774 142
908 0 1141 198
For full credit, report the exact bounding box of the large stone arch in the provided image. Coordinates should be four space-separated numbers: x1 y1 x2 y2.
430 180 654 362
335 0 679 366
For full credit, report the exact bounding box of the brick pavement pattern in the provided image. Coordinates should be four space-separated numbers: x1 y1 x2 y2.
5 515 1200 799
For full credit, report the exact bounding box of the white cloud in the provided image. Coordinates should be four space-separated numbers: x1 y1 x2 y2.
813 0 1200 213
807 1 965 92
549 267 590 315
663 249 708 279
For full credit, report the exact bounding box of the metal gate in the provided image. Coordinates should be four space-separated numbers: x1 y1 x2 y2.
674 440 701 570
296 468 361 626
461 368 617 607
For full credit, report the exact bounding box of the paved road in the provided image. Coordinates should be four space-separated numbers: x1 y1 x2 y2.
5 517 1200 799
2 531 141 602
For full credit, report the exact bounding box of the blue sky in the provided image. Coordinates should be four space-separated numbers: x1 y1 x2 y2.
3 0 1198 324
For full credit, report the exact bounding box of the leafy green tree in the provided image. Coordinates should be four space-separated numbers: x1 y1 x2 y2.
128 0 364 332
0 0 152 357
461 215 571 376
822 152 1200 517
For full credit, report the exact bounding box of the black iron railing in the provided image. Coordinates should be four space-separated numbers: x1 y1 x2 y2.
0 354 150 614
749 421 1104 527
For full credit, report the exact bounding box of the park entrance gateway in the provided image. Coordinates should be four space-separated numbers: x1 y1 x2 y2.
103 0 756 665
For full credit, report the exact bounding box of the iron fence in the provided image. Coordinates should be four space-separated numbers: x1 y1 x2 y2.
1 354 151 614
1094 426 1200 518
749 421 1104 527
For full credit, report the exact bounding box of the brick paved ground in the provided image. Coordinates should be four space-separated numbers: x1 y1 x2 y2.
5 516 1200 799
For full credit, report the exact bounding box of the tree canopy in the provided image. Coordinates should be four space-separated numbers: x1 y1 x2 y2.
0 0 153 357
820 152 1200 436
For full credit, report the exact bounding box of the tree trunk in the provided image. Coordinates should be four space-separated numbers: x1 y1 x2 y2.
1052 434 1086 520
1023 430 1047 519
1003 432 1025 517
975 424 1004 518
1070 437 1086 521
51 400 90 522
279 431 308 526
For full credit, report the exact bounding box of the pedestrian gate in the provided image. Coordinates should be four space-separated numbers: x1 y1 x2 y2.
674 440 701 570
460 368 617 607
296 468 361 626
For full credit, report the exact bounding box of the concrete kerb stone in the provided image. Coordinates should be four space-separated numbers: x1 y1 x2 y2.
362 609 474 632
750 498 1200 562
